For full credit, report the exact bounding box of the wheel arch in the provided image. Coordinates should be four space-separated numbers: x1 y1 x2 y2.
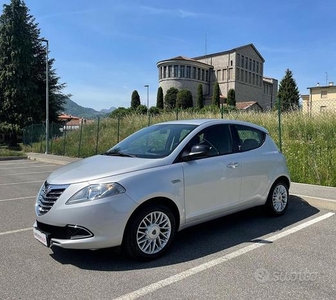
272 176 290 190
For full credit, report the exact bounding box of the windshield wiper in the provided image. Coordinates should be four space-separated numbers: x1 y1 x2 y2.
104 151 136 157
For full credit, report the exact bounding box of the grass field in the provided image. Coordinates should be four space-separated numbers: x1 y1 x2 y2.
22 110 336 187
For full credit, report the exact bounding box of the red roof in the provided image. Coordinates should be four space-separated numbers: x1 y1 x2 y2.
58 113 81 121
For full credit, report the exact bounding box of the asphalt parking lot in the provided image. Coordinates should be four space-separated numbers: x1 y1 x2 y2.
1 158 336 300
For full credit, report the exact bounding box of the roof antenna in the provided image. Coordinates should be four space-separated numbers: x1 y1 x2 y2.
326 72 328 86
205 33 207 56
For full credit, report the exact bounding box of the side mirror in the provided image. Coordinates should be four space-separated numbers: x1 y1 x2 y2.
181 144 211 161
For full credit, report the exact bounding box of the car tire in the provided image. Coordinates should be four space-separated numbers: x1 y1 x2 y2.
266 181 289 216
123 204 176 260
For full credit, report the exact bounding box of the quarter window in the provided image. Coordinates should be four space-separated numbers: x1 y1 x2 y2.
235 125 265 151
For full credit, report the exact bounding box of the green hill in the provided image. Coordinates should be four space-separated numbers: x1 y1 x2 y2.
63 97 115 119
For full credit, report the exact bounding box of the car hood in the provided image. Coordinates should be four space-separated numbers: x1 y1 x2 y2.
46 155 168 184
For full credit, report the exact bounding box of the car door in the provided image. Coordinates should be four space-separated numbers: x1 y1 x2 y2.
233 124 274 203
181 124 242 223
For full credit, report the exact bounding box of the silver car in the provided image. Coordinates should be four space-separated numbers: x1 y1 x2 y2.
33 119 290 260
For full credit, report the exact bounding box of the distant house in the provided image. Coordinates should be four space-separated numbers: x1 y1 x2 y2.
58 113 89 131
236 101 263 112
218 96 263 112
302 82 336 115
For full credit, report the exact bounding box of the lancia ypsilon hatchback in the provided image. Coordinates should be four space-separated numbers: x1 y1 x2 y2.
33 119 290 260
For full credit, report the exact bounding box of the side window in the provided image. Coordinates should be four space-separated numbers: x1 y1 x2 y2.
235 125 265 151
198 124 233 156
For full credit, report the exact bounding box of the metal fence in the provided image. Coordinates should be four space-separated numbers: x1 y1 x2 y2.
23 109 285 157
22 108 336 186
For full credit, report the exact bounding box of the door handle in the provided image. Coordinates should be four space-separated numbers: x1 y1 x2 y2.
227 162 239 169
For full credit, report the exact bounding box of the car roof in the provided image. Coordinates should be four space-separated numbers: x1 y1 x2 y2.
156 119 269 134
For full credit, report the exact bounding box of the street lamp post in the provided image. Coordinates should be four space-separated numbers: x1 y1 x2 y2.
144 84 149 115
40 39 49 154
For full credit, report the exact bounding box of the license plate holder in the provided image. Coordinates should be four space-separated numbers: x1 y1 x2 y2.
33 227 49 247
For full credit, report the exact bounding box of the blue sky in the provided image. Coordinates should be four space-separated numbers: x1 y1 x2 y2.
1 0 336 111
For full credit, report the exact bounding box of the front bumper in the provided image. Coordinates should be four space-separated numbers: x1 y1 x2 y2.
33 220 121 249
34 185 138 250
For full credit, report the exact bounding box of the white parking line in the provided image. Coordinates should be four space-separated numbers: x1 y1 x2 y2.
0 196 35 203
114 212 335 300
0 227 32 236
0 164 55 170
0 171 51 176
0 181 42 186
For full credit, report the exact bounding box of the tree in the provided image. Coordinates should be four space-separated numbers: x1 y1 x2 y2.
110 107 131 118
149 106 160 115
196 84 204 109
227 89 236 107
176 90 193 109
131 90 141 109
156 86 164 109
164 87 178 110
212 82 220 107
136 104 147 115
0 0 65 145
277 69 300 111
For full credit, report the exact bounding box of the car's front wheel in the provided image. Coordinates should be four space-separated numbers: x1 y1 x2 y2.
266 181 289 216
123 204 176 260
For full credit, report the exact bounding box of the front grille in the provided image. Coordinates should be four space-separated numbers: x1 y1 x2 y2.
36 221 93 240
37 182 69 215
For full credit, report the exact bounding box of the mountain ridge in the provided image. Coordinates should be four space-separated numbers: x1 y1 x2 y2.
63 97 115 119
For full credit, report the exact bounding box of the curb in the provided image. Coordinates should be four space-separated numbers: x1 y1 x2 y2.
26 152 81 165
291 195 336 211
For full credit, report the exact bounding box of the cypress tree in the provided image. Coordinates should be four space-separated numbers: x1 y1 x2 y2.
131 90 141 109
196 84 204 109
156 86 164 109
212 82 220 107
227 89 236 107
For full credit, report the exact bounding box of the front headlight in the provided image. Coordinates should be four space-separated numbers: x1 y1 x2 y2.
66 183 126 205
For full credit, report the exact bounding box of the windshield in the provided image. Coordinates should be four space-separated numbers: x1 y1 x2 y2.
105 123 197 158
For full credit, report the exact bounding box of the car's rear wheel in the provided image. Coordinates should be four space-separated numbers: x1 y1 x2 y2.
266 181 289 216
123 204 176 260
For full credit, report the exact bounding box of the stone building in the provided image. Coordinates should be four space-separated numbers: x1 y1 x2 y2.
157 43 278 111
